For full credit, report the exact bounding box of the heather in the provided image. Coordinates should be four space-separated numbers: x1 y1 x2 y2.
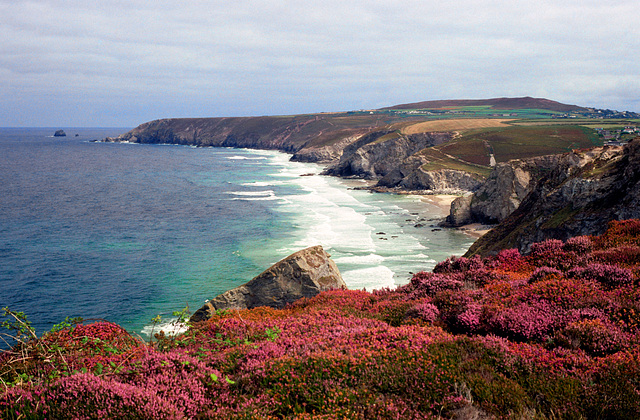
2 221 640 419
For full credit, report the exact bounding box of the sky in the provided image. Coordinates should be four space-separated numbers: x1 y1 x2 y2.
1 0 639 127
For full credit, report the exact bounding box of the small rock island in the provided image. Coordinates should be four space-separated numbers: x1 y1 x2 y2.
53 129 66 137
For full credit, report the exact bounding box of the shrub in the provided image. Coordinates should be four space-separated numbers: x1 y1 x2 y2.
487 301 558 341
593 219 640 249
590 245 640 266
490 248 530 273
554 318 628 356
529 239 579 270
45 373 182 419
563 235 593 253
567 263 635 288
407 272 463 298
407 302 440 324
433 255 484 274
527 266 563 283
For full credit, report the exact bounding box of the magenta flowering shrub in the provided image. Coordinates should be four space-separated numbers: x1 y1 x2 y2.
527 266 563 283
44 373 182 419
568 263 635 288
407 302 440 323
529 239 580 270
554 318 629 356
433 255 484 274
462 267 504 287
563 235 593 253
530 238 564 258
489 248 529 272
125 350 222 418
590 245 640 266
404 271 463 298
3 220 640 419
456 302 482 332
487 301 558 341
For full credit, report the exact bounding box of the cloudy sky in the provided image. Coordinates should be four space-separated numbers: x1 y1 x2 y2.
1 0 639 127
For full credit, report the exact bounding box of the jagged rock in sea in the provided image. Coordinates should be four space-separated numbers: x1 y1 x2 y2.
190 246 345 322
446 155 561 226
466 139 640 256
54 130 66 137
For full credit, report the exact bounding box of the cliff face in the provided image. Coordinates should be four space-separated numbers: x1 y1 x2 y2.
290 134 363 163
447 154 561 226
105 116 372 161
398 168 482 193
466 140 640 256
323 132 452 179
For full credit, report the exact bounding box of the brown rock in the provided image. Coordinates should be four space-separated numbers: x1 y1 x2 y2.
190 246 345 322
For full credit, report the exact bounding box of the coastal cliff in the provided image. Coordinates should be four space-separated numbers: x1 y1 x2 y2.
467 139 640 256
322 131 452 179
446 154 561 226
104 98 615 197
104 115 378 160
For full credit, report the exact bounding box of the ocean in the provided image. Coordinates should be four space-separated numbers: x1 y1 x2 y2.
0 127 473 338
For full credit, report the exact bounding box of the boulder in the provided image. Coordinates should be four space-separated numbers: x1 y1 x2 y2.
190 246 345 322
54 129 66 137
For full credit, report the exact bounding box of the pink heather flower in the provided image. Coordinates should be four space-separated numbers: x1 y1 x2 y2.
567 263 634 288
407 302 440 323
528 266 563 283
563 235 593 254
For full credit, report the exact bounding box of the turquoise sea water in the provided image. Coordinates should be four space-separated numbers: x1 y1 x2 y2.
0 128 473 337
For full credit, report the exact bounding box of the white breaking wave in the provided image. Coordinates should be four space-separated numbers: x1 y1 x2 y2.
228 190 275 196
241 181 281 187
227 155 267 160
342 266 396 290
333 253 385 265
223 147 471 291
227 190 283 201
140 318 189 338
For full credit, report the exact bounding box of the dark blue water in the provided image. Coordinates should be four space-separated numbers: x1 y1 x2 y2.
0 128 472 339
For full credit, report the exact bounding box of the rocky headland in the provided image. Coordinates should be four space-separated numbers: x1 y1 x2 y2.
466 139 640 256
103 97 640 253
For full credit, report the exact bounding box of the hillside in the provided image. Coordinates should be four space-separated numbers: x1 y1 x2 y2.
465 138 640 256
2 220 640 418
104 97 640 195
383 96 589 112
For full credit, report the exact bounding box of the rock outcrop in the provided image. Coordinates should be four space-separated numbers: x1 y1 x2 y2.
54 130 66 137
290 134 362 163
323 132 452 179
399 168 482 193
190 246 345 322
466 140 640 256
446 155 561 226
